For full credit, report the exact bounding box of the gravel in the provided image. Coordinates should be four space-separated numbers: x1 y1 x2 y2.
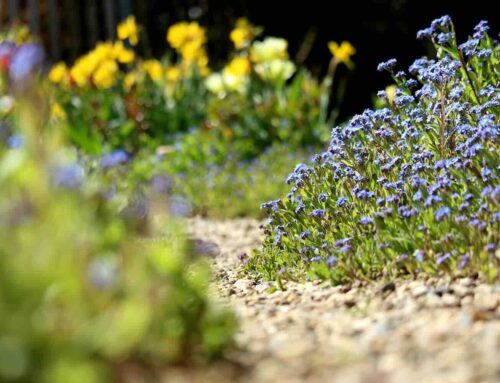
175 217 500 383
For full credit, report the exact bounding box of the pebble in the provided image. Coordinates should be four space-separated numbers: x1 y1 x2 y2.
187 217 500 383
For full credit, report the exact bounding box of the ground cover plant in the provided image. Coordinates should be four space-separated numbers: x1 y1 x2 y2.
0 52 234 382
249 17 500 284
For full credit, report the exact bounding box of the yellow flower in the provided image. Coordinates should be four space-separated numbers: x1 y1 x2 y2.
51 103 66 119
113 41 135 64
142 59 163 82
165 66 182 82
92 60 118 89
385 84 397 105
179 40 205 62
167 22 206 51
49 62 68 84
250 37 288 63
224 56 251 77
70 60 90 87
93 42 115 61
117 15 140 46
124 72 138 91
230 18 255 49
328 41 356 66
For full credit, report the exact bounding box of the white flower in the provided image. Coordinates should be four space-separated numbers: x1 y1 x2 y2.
250 37 289 63
254 59 296 83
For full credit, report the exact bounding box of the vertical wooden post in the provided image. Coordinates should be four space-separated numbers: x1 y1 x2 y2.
28 0 40 34
119 0 132 20
103 0 116 40
9 0 19 23
65 0 82 62
48 0 61 60
86 0 99 48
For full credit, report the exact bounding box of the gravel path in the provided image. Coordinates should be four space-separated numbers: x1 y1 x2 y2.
185 218 500 383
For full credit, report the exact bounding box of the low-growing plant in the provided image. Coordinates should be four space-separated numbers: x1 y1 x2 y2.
249 17 499 284
165 144 316 218
0 86 234 382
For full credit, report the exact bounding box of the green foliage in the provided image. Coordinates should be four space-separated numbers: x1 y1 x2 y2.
0 95 234 382
248 17 500 284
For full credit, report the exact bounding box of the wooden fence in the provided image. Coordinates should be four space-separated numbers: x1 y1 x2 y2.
0 0 134 61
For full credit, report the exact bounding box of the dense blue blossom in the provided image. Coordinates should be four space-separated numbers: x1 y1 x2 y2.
377 58 397 72
253 16 500 283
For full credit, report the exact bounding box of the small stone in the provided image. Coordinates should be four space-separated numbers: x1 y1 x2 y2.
432 286 454 296
441 293 459 307
452 285 470 298
412 285 428 298
380 281 396 294
344 299 357 308
461 295 473 306
255 282 273 294
458 277 474 287
474 293 499 311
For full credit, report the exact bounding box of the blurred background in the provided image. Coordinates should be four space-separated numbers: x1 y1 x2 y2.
1 0 498 119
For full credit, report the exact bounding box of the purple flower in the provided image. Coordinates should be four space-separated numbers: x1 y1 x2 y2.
52 164 85 189
300 230 311 239
326 255 338 267
377 58 397 72
334 237 352 247
435 207 451 222
417 27 434 40
473 20 489 39
100 149 129 168
295 203 305 214
358 216 374 226
436 252 451 265
458 254 470 270
318 193 327 202
311 209 325 218
151 175 173 195
88 258 117 289
485 243 497 253
168 195 191 217
6 134 23 149
336 197 348 207
9 43 45 83
415 250 424 262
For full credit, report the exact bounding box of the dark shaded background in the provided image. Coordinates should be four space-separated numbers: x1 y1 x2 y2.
141 0 498 120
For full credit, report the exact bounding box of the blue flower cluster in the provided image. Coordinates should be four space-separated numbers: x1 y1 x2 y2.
250 17 499 283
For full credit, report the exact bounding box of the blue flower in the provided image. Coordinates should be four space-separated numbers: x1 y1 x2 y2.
326 255 338 267
336 197 348 207
458 254 470 270
6 134 23 149
414 250 424 262
436 252 451 265
9 43 45 83
377 58 397 72
311 209 325 218
435 207 451 222
100 149 129 168
168 195 191 217
52 164 85 189
300 230 311 239
358 216 374 226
